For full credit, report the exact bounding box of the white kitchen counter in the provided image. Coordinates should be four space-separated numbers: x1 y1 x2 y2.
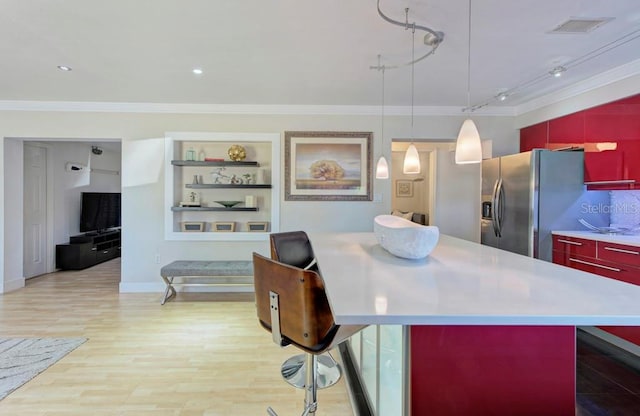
552 230 640 246
309 232 640 326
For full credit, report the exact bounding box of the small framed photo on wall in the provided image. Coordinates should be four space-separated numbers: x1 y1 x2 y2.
396 180 413 197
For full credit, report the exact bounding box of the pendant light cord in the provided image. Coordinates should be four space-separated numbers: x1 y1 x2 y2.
411 23 415 139
380 56 385 147
466 0 472 109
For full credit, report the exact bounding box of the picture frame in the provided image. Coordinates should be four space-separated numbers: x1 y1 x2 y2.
213 222 236 232
246 221 269 232
181 221 206 232
284 131 372 201
396 180 413 197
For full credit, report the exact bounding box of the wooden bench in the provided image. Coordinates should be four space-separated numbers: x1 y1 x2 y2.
160 260 254 304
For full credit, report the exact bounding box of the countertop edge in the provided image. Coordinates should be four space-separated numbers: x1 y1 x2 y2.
552 230 640 247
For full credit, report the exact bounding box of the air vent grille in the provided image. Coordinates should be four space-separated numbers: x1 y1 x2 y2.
549 18 613 34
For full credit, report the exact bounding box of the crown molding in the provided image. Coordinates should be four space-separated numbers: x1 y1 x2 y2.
0 100 515 117
514 58 640 116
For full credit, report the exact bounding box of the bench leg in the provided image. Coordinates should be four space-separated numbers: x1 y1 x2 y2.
161 276 177 305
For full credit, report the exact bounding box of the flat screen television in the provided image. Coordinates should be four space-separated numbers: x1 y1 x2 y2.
79 192 121 233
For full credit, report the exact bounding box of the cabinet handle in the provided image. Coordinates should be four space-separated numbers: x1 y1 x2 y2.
91 247 97 251
557 239 582 246
569 258 621 272
584 179 636 185
604 246 639 255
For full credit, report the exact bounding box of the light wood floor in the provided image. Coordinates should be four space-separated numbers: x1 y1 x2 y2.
0 259 354 415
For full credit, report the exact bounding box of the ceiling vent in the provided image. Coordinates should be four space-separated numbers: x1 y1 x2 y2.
549 18 613 34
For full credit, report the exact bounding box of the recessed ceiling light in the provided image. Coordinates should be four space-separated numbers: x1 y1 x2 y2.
192 68 203 75
57 65 72 71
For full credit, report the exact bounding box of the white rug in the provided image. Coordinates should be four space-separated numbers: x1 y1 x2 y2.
0 337 86 400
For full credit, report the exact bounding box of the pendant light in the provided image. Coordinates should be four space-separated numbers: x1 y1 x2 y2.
403 19 420 175
375 56 389 179
455 0 482 165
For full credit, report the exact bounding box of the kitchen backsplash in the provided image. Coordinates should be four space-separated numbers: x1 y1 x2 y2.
610 190 640 227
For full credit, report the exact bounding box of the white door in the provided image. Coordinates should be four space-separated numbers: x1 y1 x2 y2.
23 144 48 278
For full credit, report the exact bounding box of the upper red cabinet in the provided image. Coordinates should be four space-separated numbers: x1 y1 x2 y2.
519 121 548 152
585 96 640 142
519 94 640 190
548 112 585 144
583 94 640 189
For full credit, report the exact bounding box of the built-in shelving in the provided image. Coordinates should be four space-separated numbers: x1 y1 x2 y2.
164 132 281 241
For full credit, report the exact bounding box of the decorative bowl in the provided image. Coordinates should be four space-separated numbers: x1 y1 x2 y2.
373 215 439 259
214 200 243 208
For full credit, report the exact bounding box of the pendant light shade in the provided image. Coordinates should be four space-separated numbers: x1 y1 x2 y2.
403 144 420 174
376 156 390 179
455 119 482 164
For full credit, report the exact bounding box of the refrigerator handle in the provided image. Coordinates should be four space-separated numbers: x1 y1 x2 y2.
491 178 501 237
496 179 505 237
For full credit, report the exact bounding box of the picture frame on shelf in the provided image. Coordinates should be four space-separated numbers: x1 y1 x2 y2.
181 222 206 232
396 180 413 197
214 222 236 232
247 221 269 232
284 131 372 201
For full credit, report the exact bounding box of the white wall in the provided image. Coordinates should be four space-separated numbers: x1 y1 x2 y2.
429 149 481 243
1 110 518 293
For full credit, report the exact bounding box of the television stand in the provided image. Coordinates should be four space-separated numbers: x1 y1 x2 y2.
56 229 121 270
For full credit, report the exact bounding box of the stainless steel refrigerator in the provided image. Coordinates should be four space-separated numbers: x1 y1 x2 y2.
481 149 585 262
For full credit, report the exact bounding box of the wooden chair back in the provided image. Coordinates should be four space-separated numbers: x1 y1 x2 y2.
252 253 337 353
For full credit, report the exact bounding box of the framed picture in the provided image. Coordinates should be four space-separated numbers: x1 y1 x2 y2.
396 180 413 197
247 221 269 232
181 221 205 232
213 222 236 232
284 131 372 201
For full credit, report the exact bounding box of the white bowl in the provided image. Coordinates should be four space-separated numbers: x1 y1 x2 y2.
373 215 439 259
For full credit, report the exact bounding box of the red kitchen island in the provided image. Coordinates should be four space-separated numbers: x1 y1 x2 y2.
309 232 640 416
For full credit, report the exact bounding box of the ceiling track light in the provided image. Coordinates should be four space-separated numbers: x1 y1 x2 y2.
370 0 444 70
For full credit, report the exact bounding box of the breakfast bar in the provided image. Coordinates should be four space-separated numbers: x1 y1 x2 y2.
309 232 640 415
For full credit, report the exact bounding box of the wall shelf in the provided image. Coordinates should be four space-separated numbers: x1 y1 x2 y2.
185 184 271 189
171 160 259 167
164 132 281 241
171 206 258 212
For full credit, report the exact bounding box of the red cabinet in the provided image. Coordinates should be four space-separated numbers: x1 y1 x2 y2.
519 122 548 152
548 112 585 143
520 93 640 190
553 234 640 345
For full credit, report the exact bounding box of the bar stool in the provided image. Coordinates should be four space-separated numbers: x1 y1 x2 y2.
268 231 333 389
252 252 366 415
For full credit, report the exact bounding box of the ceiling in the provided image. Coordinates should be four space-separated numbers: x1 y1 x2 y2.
2 0 640 112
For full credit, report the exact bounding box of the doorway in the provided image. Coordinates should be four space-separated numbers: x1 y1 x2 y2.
18 138 122 283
